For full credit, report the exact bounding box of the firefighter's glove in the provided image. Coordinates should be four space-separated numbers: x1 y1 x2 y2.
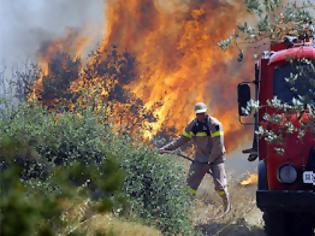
159 148 168 154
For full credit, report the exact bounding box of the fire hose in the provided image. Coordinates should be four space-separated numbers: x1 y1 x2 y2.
161 150 231 219
163 150 214 175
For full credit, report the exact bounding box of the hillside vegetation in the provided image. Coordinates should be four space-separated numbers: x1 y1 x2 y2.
0 103 193 236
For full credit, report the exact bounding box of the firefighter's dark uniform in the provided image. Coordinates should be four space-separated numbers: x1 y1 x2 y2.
162 115 230 210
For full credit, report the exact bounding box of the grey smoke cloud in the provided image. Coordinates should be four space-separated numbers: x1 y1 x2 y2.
0 0 105 64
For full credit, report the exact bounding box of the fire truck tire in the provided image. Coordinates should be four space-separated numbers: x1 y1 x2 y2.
263 211 287 236
289 214 315 236
263 211 315 236
258 160 267 190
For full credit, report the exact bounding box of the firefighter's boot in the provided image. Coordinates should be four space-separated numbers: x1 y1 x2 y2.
247 152 258 162
216 189 231 214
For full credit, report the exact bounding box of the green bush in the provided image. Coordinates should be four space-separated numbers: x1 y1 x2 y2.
0 136 125 236
0 103 193 235
102 135 193 235
0 104 111 166
0 164 64 236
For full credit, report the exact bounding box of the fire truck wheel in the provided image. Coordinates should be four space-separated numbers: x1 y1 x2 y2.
263 211 315 236
289 214 315 236
263 211 287 236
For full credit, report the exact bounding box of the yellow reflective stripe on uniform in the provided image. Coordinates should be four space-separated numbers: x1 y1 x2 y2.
211 131 224 138
191 189 197 196
195 132 208 137
183 130 193 138
216 189 226 197
183 131 209 137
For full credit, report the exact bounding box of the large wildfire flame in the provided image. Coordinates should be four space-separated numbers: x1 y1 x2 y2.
33 0 253 151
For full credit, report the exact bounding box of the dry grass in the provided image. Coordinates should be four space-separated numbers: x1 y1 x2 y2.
58 198 162 236
76 214 162 236
191 177 265 236
58 172 265 236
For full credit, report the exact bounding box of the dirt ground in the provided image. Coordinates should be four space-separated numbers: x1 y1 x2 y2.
191 179 266 236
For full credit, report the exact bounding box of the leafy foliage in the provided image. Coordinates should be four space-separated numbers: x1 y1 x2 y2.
0 103 192 235
112 143 193 235
243 58 315 154
0 138 125 236
0 104 110 166
218 0 315 60
220 1 315 154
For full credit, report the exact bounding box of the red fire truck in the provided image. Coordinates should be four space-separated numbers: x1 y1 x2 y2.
237 37 315 236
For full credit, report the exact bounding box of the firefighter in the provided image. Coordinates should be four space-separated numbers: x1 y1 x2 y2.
159 102 231 213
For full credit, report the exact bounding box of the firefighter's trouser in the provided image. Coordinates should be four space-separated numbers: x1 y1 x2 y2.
187 158 227 193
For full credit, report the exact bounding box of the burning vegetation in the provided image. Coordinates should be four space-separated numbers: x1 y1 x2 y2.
240 173 258 186
29 0 252 149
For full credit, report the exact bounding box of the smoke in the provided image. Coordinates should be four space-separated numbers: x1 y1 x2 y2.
0 0 104 65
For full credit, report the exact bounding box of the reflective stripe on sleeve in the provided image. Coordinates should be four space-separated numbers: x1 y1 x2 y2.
211 131 224 138
195 132 208 137
184 131 218 137
183 130 193 138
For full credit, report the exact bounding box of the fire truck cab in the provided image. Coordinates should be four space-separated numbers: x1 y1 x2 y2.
237 37 315 236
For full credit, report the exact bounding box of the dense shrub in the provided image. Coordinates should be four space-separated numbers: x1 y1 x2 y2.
0 103 192 235
0 166 62 236
0 136 125 236
0 104 111 166
98 133 193 234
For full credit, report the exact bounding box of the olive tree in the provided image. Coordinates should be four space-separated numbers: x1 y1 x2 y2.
219 0 315 152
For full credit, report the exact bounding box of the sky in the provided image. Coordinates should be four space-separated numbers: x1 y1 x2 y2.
0 0 104 65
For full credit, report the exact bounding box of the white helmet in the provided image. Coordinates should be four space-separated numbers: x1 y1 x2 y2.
194 102 207 114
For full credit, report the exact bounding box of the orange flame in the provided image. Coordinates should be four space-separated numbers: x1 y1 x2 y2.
101 0 251 148
240 173 258 186
34 0 253 150
30 28 91 102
